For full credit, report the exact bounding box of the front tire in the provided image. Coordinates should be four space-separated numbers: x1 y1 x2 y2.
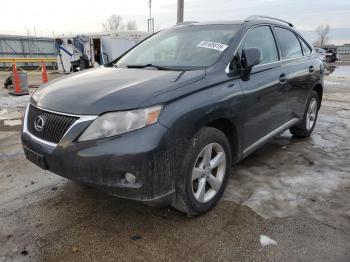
172 127 232 216
290 90 320 138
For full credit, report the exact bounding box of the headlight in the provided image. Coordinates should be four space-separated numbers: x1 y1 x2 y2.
77 105 162 142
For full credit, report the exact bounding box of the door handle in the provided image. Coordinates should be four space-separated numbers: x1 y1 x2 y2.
279 74 288 84
309 66 315 73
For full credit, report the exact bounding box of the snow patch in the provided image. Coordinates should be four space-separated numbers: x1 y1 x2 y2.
311 134 339 148
323 101 350 110
324 80 341 86
260 235 277 247
224 168 348 219
0 109 23 120
336 109 350 116
0 94 30 110
4 119 22 126
0 109 22 120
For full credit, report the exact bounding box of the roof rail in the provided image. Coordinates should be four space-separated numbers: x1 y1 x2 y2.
245 15 293 27
174 21 198 26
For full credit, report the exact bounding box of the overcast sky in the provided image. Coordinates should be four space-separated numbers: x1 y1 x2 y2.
1 0 350 44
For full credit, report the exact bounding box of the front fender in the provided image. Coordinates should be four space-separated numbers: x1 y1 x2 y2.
159 78 244 161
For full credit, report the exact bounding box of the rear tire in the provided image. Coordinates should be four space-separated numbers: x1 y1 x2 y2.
171 127 232 216
290 90 319 138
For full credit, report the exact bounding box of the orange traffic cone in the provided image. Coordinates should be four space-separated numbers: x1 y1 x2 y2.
9 62 29 96
41 61 48 83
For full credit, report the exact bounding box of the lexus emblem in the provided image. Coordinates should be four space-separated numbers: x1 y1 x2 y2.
34 115 45 132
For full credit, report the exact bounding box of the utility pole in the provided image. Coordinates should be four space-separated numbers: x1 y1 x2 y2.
177 0 184 24
149 0 152 20
147 0 154 33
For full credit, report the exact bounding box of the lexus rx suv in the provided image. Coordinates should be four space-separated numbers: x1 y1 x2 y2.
22 16 323 216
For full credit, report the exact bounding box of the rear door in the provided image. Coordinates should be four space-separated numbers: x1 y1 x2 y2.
238 25 287 152
273 27 315 120
298 36 321 114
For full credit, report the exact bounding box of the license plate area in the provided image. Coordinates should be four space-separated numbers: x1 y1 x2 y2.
24 147 48 170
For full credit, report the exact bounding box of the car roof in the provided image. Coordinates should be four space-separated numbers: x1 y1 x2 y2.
173 20 243 28
175 16 294 29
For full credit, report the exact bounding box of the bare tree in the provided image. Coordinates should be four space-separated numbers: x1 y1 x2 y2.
102 14 124 31
126 20 138 30
315 24 330 46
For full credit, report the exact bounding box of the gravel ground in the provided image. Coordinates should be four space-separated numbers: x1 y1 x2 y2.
0 67 349 262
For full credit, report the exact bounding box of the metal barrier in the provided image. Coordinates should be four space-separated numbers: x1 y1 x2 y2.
0 58 56 63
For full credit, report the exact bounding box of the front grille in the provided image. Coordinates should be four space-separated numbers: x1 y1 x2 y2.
27 105 78 144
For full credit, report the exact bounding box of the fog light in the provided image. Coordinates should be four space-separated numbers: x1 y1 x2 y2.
125 173 136 184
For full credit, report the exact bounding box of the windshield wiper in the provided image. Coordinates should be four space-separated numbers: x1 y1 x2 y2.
126 64 171 70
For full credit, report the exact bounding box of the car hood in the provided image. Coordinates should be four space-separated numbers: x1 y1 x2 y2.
32 66 205 115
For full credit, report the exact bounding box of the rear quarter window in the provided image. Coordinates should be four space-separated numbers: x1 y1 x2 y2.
299 37 313 56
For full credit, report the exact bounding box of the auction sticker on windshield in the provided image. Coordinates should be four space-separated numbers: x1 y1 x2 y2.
197 41 228 52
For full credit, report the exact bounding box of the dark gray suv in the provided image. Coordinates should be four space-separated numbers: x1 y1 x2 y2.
22 16 323 216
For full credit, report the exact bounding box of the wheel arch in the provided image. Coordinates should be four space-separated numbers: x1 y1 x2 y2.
205 118 240 162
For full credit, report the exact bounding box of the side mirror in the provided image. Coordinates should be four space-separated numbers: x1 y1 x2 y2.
241 48 262 81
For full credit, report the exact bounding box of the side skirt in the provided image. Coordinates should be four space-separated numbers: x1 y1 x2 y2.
242 118 299 159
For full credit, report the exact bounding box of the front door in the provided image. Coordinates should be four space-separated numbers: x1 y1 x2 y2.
236 25 287 152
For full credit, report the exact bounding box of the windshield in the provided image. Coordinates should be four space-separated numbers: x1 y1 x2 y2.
116 24 240 70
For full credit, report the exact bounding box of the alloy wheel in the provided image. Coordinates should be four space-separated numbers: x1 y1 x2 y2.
191 143 226 203
306 97 317 130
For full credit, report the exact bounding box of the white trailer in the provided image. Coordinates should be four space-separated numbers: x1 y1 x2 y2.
56 31 149 73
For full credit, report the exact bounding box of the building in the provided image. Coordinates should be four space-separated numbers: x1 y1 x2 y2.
0 30 149 72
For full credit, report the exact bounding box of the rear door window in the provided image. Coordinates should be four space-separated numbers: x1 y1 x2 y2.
274 27 303 59
239 26 279 65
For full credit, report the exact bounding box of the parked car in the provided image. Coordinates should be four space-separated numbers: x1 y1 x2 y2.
315 47 327 62
316 47 338 63
22 16 324 216
325 49 338 63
